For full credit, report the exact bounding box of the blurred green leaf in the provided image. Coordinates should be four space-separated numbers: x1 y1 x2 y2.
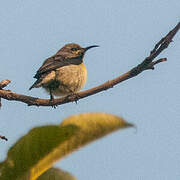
37 168 77 180
0 125 78 180
0 113 133 180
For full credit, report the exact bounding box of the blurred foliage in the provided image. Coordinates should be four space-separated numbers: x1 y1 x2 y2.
37 168 77 180
0 113 133 180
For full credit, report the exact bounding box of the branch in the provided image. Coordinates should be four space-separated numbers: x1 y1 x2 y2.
0 22 179 107
0 80 11 89
0 135 8 141
0 80 11 107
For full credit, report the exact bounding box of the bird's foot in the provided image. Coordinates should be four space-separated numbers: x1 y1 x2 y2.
50 101 58 108
66 93 80 104
51 104 58 109
49 94 57 108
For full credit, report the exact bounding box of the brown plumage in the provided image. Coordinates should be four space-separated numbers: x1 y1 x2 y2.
29 43 99 100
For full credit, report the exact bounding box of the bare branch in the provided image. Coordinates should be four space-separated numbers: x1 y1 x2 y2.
0 80 11 107
0 135 8 141
0 21 179 107
146 58 167 70
0 80 11 89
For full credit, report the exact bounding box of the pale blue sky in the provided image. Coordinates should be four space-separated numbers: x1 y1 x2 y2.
0 1 180 180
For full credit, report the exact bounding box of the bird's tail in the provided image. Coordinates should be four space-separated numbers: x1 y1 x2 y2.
29 79 42 90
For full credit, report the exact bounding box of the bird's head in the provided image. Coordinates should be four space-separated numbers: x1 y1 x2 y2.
56 43 99 59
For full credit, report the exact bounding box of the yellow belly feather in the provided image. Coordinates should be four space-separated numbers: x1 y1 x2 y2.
43 64 87 97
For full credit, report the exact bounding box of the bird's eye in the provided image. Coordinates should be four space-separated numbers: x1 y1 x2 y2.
71 48 77 51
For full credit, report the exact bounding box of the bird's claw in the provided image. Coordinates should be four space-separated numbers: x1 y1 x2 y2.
51 104 58 108
49 98 58 108
66 93 80 104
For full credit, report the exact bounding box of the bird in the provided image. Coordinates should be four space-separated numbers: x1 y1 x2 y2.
29 43 99 102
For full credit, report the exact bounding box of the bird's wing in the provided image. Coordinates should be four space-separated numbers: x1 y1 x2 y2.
34 55 83 79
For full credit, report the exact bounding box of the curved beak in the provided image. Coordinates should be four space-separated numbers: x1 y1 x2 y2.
84 45 99 52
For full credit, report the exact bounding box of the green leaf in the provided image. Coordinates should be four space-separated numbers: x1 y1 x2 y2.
0 125 78 180
59 112 133 150
0 113 133 180
37 168 77 180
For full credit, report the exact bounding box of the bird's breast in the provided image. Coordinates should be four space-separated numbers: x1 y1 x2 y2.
47 63 87 96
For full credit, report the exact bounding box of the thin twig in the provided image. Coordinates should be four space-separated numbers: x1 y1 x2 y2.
0 80 11 107
0 135 8 141
146 58 167 70
0 21 179 107
0 80 11 89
